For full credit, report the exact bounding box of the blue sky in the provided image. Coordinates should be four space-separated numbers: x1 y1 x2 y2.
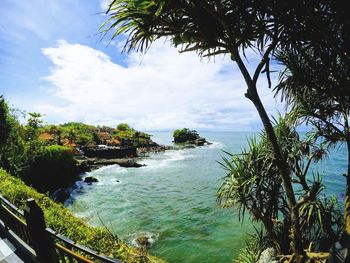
0 0 284 131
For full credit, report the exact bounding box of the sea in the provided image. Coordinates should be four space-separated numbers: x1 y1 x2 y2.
65 132 347 263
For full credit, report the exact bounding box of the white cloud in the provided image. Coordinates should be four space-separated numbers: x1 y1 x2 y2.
38 40 282 131
99 0 112 12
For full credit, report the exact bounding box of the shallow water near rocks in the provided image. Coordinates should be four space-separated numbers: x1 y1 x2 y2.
66 132 346 262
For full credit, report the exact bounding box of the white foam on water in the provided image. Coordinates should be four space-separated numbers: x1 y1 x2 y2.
81 165 128 186
140 150 195 170
207 141 225 149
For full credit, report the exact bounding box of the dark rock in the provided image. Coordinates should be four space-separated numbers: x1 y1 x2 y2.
183 145 195 149
118 159 145 168
194 138 206 146
50 188 71 203
84 176 98 184
136 235 151 249
76 160 92 173
116 180 120 183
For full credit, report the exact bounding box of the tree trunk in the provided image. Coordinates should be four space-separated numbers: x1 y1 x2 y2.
231 48 305 260
344 140 350 263
246 86 305 260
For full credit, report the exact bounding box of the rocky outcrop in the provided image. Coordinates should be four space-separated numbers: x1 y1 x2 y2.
194 138 206 146
77 158 145 170
116 159 145 168
50 187 73 203
82 147 137 159
84 176 99 184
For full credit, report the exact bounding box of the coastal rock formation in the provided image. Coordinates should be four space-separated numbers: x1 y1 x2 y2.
173 128 211 146
84 176 99 184
50 187 72 203
77 158 146 170
194 138 206 146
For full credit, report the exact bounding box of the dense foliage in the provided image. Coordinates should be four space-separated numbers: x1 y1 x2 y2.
0 96 28 176
0 169 163 263
275 26 350 238
173 128 199 143
113 123 152 147
39 122 152 148
218 115 342 255
25 145 79 193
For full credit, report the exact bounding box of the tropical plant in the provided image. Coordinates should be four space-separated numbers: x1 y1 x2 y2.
274 29 350 253
218 115 342 256
117 123 132 131
235 227 273 263
114 123 152 147
22 112 44 158
0 96 28 176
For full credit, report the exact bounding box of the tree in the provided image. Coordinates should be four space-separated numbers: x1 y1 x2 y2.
22 112 43 156
102 1 334 258
0 96 27 176
274 33 350 257
116 123 132 131
0 96 11 148
64 128 78 144
218 114 342 255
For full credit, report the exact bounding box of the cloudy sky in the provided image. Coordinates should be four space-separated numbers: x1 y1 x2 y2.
0 0 284 131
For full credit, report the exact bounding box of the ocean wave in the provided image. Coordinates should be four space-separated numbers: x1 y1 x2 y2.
207 141 225 149
141 150 194 169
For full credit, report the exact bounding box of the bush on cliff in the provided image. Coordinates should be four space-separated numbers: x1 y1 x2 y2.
114 123 152 147
0 169 163 263
25 145 79 193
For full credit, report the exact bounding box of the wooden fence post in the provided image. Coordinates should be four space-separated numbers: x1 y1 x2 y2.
24 198 57 263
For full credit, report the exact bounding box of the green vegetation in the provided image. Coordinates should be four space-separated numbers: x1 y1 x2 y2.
113 123 152 147
25 145 79 193
39 122 152 148
173 128 199 143
0 169 163 263
0 96 28 176
234 228 271 263
103 0 348 261
218 115 342 254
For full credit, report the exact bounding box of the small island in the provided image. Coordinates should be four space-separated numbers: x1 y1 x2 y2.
173 128 211 146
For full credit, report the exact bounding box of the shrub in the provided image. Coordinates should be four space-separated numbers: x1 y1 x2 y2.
116 123 132 131
25 145 79 193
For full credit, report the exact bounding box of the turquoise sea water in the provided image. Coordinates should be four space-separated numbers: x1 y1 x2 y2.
66 132 347 262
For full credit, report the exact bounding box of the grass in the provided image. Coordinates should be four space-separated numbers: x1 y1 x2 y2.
0 169 165 263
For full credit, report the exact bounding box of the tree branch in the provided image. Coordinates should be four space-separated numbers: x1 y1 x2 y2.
295 182 321 209
253 39 277 85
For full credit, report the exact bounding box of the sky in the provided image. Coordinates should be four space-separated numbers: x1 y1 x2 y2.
0 0 285 131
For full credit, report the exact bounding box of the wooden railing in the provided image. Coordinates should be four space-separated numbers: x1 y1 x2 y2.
0 195 121 263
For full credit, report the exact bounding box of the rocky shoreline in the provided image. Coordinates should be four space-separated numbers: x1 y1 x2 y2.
77 157 146 172
52 141 211 203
